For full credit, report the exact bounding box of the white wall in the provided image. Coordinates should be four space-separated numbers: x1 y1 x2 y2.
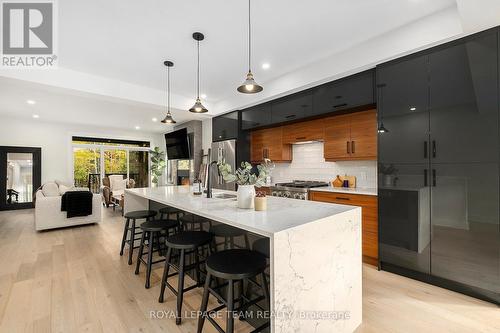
271 142 377 188
0 115 164 185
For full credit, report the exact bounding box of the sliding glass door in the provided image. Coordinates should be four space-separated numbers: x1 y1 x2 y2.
73 148 101 192
129 150 149 188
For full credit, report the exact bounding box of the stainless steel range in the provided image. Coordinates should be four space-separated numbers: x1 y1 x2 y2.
270 180 329 200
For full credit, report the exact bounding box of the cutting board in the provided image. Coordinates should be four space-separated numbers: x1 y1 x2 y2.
332 175 356 188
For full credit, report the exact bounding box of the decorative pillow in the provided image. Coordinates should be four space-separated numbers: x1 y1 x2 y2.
42 182 60 197
59 184 73 195
55 179 73 188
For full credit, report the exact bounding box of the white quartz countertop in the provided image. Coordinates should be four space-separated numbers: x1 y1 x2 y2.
309 186 378 196
125 186 359 237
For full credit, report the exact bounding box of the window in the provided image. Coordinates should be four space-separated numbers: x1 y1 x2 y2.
72 136 151 192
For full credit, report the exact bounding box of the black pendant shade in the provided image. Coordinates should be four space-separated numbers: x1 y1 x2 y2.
189 32 208 113
377 122 389 133
237 0 263 94
161 60 176 124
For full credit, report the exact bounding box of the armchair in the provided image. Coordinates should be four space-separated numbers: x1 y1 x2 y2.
101 175 135 207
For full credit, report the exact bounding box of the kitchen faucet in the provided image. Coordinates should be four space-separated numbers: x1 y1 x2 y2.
206 148 220 198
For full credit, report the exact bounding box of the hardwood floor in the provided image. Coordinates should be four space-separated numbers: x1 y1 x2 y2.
0 208 498 333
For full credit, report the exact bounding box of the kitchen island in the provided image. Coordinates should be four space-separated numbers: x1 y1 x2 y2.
125 186 362 333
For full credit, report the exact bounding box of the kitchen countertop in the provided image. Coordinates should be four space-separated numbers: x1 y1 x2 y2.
125 186 359 237
309 186 378 196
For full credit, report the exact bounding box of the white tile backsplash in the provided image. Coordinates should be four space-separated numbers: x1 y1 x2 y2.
270 142 377 188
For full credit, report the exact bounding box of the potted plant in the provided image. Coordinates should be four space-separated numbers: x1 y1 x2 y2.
254 191 267 211
218 159 272 209
379 163 398 187
150 147 166 187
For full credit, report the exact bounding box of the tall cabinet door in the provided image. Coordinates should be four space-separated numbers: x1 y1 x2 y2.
377 54 431 275
429 30 499 302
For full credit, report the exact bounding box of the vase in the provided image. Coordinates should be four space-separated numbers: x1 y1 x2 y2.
254 196 267 211
237 185 256 209
383 175 393 187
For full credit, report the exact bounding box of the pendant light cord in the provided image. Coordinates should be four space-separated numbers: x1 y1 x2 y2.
197 40 200 98
248 0 251 72
167 66 170 114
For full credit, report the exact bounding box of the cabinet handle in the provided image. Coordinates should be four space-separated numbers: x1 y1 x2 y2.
432 169 436 187
296 136 306 140
347 141 350 154
335 197 350 201
424 169 428 187
333 103 348 108
285 115 296 119
432 140 436 158
351 141 355 154
424 141 428 158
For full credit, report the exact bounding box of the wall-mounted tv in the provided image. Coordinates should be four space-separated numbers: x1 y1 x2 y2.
165 128 191 160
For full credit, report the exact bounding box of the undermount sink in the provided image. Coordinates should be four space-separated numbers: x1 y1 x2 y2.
213 193 237 199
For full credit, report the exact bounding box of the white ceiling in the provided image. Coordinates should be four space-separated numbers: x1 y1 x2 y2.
1 0 500 132
58 0 455 101
0 77 207 133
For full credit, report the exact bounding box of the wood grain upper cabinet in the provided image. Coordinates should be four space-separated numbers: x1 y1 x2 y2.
324 113 351 160
282 118 325 144
324 109 377 161
250 127 292 163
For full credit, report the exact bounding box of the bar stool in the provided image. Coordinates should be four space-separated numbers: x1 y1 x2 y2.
159 206 183 221
158 231 213 325
252 238 270 259
135 219 180 288
120 210 157 265
210 224 250 251
180 214 212 231
197 249 270 333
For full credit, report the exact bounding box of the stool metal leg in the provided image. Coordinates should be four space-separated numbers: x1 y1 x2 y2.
145 231 155 289
176 249 186 325
197 272 211 333
158 247 172 303
227 279 235 333
119 218 130 255
127 219 136 265
135 231 147 274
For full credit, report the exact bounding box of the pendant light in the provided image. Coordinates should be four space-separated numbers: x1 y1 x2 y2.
189 32 208 113
161 61 177 124
377 83 389 133
237 0 263 94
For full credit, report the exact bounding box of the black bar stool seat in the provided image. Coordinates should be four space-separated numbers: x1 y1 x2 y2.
120 210 157 265
159 206 182 215
166 231 213 249
206 249 266 280
252 238 270 258
198 249 270 333
135 219 179 288
124 210 157 220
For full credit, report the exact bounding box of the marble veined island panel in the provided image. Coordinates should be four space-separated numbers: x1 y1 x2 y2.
125 186 362 332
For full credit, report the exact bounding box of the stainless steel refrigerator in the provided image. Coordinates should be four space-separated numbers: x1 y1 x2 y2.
210 140 236 191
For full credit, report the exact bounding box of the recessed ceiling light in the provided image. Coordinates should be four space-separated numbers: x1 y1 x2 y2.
410 107 417 111
201 94 207 99
262 63 270 70
27 100 36 105
152 117 158 122
135 126 140 130
32 114 39 119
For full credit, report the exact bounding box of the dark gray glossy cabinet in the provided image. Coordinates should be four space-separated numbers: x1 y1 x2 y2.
312 70 374 116
271 91 313 123
378 28 500 304
212 111 238 142
241 103 271 130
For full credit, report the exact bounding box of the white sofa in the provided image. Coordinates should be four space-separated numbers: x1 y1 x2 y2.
35 184 102 231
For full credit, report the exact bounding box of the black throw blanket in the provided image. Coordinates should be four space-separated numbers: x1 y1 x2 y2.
61 191 93 218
